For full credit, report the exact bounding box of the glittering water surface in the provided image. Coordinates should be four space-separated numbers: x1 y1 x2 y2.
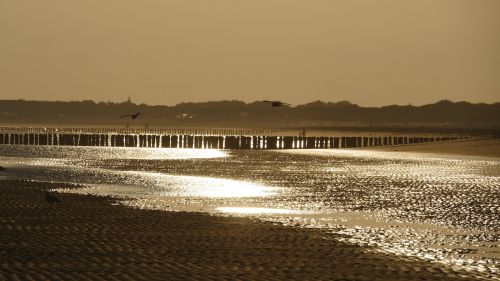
0 145 499 279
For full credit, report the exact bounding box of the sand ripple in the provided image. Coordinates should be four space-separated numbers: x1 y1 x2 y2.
0 180 482 280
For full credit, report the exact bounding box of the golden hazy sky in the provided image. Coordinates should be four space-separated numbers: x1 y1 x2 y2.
1 0 499 106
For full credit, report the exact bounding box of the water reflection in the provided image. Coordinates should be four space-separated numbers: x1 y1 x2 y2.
52 172 277 199
164 175 277 198
217 207 303 215
0 146 227 160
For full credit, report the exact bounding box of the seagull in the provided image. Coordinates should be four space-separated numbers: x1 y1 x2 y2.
119 112 141 119
45 191 61 204
262 100 291 109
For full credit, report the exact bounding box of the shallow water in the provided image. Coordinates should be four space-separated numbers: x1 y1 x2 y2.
0 145 499 279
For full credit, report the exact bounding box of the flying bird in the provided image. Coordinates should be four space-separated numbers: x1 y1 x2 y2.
45 191 61 204
119 112 141 119
262 100 292 109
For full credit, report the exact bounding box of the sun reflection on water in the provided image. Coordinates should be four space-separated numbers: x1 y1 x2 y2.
165 175 277 198
217 207 303 214
0 146 228 160
58 173 278 199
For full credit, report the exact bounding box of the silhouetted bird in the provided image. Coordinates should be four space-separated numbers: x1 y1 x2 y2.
120 112 141 119
262 100 291 109
45 191 61 203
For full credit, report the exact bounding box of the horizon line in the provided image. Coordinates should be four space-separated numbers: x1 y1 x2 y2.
1 98 499 108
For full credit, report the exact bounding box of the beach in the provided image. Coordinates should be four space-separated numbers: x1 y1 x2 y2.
0 179 478 281
0 136 498 280
365 138 500 159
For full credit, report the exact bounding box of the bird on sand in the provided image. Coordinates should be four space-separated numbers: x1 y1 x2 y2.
45 191 61 203
119 112 141 119
262 100 292 109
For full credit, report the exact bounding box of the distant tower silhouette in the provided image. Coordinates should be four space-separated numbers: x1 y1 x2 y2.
127 97 132 103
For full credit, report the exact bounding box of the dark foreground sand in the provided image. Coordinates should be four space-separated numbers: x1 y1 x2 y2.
0 180 479 281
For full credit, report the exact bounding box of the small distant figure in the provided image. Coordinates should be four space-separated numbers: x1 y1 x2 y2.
119 112 141 119
262 100 291 109
45 191 61 204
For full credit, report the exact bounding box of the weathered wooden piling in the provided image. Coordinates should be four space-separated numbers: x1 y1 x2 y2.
242 136 249 149
303 137 313 149
58 134 64 146
123 135 132 147
161 135 169 148
171 135 178 148
192 135 200 148
185 135 194 148
224 136 238 149
203 136 217 149
283 136 294 149
38 134 49 145
266 136 278 149
252 136 259 149
79 134 88 146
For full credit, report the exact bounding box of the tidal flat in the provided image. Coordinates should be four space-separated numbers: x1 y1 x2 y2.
0 144 498 280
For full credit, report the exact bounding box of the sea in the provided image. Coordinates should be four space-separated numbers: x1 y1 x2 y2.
0 145 498 279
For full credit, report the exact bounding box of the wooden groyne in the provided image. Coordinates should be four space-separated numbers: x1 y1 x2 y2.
0 130 462 149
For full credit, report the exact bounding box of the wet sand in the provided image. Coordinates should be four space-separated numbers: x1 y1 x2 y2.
0 179 478 280
366 138 500 159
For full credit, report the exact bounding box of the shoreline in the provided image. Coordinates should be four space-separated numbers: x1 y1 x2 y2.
0 179 480 280
361 138 500 160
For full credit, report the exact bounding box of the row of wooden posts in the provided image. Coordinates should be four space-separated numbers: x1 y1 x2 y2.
0 127 291 137
0 133 460 149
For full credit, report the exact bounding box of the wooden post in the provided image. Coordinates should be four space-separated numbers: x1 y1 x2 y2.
283 136 293 149
218 136 224 149
267 136 278 149
81 134 90 146
240 136 251 149
138 135 145 147
252 136 258 149
303 137 313 149
193 136 200 148
171 135 178 148
224 136 238 149
186 135 194 148
161 135 171 148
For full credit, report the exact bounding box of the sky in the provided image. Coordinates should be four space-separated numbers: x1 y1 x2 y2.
1 0 499 106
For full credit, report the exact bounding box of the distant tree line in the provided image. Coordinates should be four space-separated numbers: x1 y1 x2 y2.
0 99 499 128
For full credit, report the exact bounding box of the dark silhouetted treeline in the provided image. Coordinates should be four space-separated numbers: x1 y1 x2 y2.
1 99 499 129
